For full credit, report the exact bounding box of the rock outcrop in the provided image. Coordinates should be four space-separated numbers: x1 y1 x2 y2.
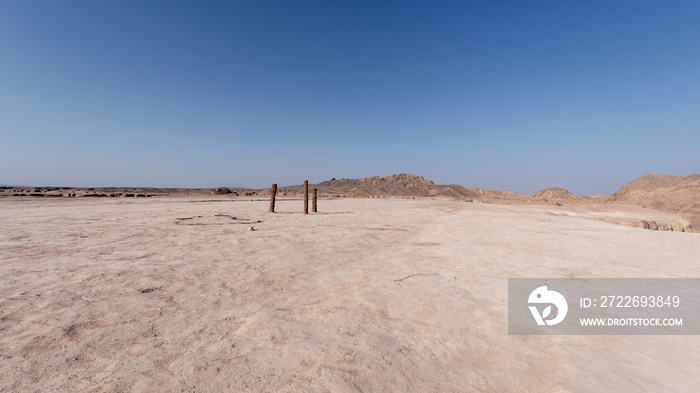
212 187 232 195
639 220 692 232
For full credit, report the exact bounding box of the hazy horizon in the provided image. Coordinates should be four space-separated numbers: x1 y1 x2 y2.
5 171 700 198
2 2 699 195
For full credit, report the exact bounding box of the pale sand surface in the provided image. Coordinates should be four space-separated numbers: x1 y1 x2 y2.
1 197 699 392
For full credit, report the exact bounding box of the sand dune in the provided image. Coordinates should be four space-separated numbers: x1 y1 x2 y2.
1 197 698 392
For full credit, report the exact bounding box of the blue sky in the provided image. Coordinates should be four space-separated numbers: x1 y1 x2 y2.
1 1 699 195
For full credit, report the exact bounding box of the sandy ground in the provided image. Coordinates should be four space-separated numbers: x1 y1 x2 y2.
538 203 693 231
1 197 699 392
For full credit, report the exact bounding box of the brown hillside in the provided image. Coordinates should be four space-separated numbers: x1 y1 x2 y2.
276 174 593 204
257 174 484 200
609 173 700 229
314 174 481 200
317 173 436 188
530 187 585 201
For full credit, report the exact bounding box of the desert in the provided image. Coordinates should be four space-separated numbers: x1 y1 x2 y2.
4 2 700 391
1 174 699 392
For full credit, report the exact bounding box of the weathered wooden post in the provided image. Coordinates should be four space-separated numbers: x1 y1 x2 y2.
269 183 277 213
304 180 309 214
312 188 318 212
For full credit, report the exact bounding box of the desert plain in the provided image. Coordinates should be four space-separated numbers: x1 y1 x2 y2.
1 193 699 392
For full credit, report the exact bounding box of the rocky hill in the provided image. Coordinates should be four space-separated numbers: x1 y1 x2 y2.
531 187 582 201
609 173 700 229
317 174 436 188
265 174 598 205
315 174 480 199
260 174 482 200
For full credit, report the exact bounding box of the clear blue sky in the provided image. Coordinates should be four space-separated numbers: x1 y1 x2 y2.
1 1 699 195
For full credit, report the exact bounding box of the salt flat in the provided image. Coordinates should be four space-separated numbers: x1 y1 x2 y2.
1 197 699 392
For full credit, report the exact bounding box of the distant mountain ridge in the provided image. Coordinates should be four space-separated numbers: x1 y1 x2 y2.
5 173 699 231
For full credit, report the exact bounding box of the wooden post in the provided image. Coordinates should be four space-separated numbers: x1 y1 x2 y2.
304 180 309 214
269 183 277 213
312 188 317 212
